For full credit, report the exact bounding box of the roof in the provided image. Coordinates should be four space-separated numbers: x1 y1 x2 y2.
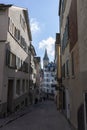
0 4 12 10
23 9 32 41
0 4 32 41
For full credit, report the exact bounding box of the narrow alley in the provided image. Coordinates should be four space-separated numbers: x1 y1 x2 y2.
0 101 73 130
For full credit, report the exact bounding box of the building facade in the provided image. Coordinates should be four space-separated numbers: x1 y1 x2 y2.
42 50 56 99
35 57 41 88
59 0 87 129
30 44 36 88
34 57 41 102
43 62 56 98
55 33 62 109
29 44 36 104
0 4 32 116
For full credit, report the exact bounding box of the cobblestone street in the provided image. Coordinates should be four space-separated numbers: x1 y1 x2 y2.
0 101 74 130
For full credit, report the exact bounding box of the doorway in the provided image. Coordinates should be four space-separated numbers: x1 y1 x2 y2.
66 89 70 119
84 93 87 130
7 79 14 113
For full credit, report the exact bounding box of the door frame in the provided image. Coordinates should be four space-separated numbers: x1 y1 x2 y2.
7 79 14 113
66 88 70 119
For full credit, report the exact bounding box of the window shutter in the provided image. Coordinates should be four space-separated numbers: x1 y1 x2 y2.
6 50 10 66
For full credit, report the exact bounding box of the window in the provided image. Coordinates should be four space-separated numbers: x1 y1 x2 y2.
20 36 27 52
46 74 49 77
47 84 49 87
8 18 20 42
17 29 20 41
62 17 69 53
16 80 20 95
9 17 12 33
10 52 16 68
62 64 65 78
16 57 21 70
51 73 54 77
12 23 15 35
6 50 10 66
46 79 49 82
60 0 67 27
69 0 78 51
52 80 54 82
30 66 33 73
20 14 26 31
22 79 25 93
51 84 56 88
62 0 67 13
63 90 66 109
26 80 28 91
51 90 54 94
14 27 17 39
6 50 16 68
71 52 75 76
66 60 69 77
22 62 28 73
14 27 20 41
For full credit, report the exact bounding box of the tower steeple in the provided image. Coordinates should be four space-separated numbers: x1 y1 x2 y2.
43 49 49 68
43 49 49 60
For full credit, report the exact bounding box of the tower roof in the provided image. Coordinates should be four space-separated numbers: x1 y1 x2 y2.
43 49 49 60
